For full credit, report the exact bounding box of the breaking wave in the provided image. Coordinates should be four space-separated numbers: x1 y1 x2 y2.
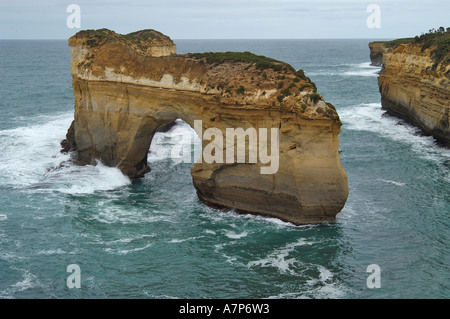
0 112 131 195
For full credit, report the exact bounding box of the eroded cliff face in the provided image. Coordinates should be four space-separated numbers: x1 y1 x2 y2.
368 41 393 66
369 41 450 146
65 29 349 225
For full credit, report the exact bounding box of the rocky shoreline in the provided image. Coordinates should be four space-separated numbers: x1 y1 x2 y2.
369 30 449 147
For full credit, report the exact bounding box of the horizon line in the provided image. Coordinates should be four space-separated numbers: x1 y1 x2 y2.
0 37 397 41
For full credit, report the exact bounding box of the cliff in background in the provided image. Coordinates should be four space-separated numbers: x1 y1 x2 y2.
369 29 450 146
63 28 349 225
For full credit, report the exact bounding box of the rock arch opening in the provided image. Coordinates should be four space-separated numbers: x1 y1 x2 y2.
149 119 200 167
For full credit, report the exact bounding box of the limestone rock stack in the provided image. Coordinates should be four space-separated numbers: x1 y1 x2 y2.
64 29 349 225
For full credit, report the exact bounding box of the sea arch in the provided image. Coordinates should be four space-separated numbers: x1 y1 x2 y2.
63 29 349 225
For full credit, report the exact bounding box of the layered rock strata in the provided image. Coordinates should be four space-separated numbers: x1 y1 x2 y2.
369 39 450 146
64 29 349 225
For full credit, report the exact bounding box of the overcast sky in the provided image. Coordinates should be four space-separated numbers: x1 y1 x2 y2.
1 0 449 39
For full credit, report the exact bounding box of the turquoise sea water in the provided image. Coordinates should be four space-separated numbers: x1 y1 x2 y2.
0 39 448 299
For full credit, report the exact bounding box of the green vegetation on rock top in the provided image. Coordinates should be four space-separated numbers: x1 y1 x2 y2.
124 29 168 40
75 28 173 48
413 27 450 66
188 51 296 72
378 27 449 67
76 28 116 41
384 37 414 47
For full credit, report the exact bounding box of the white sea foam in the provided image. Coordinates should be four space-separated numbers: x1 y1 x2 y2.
340 103 450 168
357 62 378 68
224 230 248 239
247 238 313 275
90 207 138 224
104 242 154 255
268 283 347 299
214 243 239 265
246 239 349 298
378 179 406 187
308 62 381 77
148 119 200 163
168 239 186 243
203 208 299 229
36 248 66 255
343 62 381 77
343 70 379 77
0 112 131 194
310 282 348 299
46 160 131 194
0 269 40 298
10 271 39 291
143 291 180 299
267 286 346 299
168 236 204 243
306 265 334 285
0 113 72 187
248 214 300 228
0 214 7 221
0 251 26 261
87 203 175 225
103 234 156 245
335 203 356 222
267 265 348 299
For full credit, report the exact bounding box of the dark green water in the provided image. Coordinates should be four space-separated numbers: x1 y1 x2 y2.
0 39 448 298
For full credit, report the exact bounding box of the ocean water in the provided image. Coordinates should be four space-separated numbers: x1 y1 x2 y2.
0 39 448 299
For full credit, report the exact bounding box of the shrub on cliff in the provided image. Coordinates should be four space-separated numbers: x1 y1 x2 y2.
300 103 307 113
298 84 312 91
281 88 291 97
413 27 450 67
296 69 307 80
305 93 321 104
